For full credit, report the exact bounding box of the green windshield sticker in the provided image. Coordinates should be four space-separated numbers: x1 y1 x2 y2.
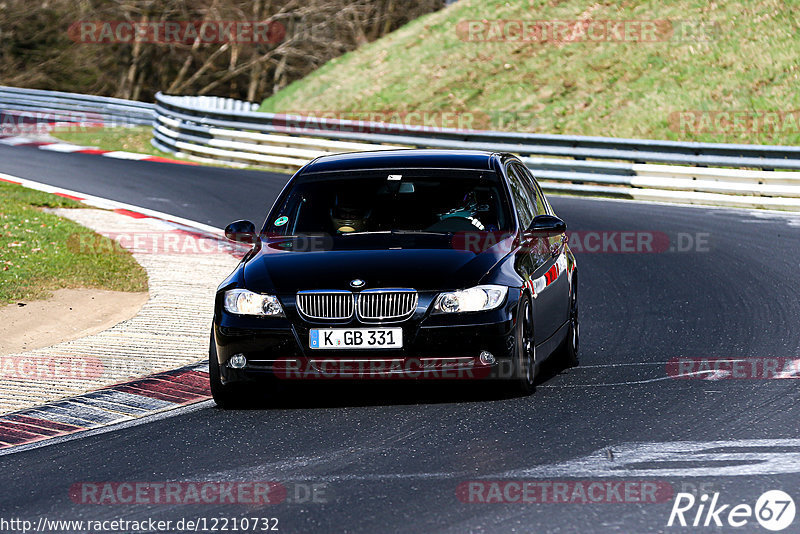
274 216 289 227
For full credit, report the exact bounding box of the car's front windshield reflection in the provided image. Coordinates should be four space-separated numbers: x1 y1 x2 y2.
266 171 511 237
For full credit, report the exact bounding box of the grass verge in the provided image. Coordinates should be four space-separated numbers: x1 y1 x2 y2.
51 126 175 158
0 182 148 304
50 126 283 172
259 0 800 146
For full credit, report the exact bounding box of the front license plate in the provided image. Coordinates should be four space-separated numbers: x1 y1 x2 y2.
310 328 403 350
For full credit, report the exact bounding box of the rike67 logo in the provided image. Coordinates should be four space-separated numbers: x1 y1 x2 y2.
668 490 796 531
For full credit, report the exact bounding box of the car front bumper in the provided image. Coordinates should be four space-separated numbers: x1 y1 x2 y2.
213 293 521 384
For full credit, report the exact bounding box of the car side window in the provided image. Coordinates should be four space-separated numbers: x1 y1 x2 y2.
530 172 555 216
514 163 548 216
505 164 535 229
533 180 554 216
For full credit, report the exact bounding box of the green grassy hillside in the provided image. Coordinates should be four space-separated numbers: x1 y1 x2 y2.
260 0 800 145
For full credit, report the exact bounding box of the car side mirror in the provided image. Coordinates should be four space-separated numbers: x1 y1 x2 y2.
224 220 257 244
525 215 566 238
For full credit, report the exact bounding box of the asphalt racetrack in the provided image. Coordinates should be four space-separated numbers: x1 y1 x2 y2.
1 144 799 533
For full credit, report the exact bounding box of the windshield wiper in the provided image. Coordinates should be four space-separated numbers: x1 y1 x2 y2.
391 230 453 236
339 230 452 236
339 231 391 236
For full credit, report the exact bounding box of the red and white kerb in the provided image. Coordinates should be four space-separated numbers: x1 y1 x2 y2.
526 253 571 298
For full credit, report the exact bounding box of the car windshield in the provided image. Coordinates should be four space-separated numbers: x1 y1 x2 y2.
265 169 511 236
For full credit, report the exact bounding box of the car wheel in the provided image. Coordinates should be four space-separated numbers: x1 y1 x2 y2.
511 295 536 395
209 333 251 409
558 276 580 369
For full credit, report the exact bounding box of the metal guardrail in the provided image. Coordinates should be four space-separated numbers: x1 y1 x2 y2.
0 86 155 127
154 92 800 170
2 87 798 210
153 92 800 210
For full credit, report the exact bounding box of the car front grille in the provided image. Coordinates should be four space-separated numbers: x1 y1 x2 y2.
356 290 418 321
295 289 417 321
296 291 354 320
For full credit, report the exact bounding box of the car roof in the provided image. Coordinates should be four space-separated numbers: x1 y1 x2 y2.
299 149 506 174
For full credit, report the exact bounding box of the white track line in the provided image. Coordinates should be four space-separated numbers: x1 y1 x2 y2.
0 172 223 235
38 143 96 153
0 136 37 146
101 151 152 160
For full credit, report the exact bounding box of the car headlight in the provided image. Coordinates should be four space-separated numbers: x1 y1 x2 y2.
224 289 285 317
433 285 508 313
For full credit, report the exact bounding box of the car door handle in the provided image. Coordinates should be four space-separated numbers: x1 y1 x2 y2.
551 235 567 257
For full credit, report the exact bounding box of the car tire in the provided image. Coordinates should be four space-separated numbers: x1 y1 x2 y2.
556 275 579 369
510 294 536 395
209 333 251 409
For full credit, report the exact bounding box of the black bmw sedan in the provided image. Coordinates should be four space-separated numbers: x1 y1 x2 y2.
210 149 578 407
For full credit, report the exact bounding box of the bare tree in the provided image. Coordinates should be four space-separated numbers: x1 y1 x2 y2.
0 0 445 102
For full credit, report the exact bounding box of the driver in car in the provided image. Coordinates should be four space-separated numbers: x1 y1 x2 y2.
330 192 373 233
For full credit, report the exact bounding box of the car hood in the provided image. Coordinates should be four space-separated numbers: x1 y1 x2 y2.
242 234 514 293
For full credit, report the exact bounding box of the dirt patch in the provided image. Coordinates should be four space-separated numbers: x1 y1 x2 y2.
0 289 149 355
